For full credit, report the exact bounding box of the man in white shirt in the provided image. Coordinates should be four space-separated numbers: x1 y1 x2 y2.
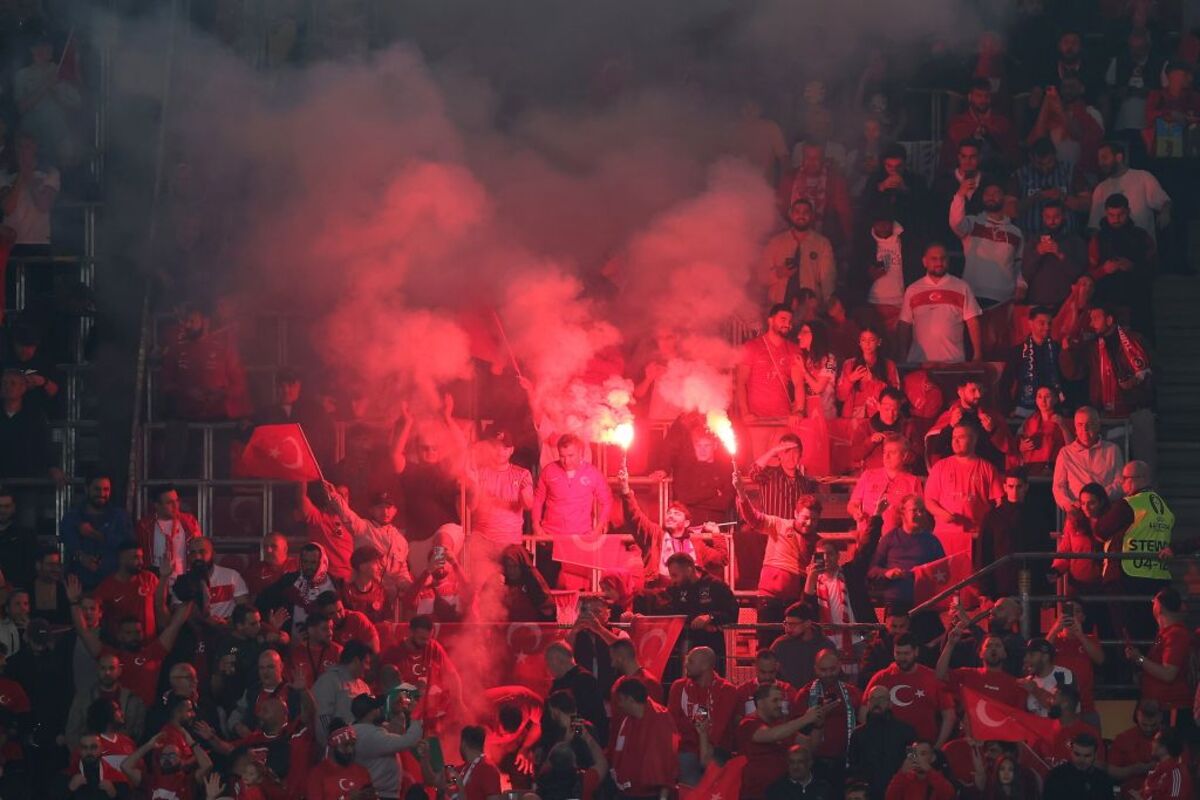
898 243 983 364
1051 406 1125 512
0 134 59 245
176 537 249 621
1088 142 1170 242
326 484 413 599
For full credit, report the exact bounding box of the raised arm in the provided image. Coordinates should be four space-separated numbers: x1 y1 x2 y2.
391 403 415 474
158 598 195 653
323 480 370 538
949 188 971 239
121 731 163 786
65 575 102 658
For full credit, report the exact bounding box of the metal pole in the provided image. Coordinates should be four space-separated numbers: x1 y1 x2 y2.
1018 567 1032 641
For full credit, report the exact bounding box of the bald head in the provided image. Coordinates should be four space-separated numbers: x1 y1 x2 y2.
685 646 717 679
1122 460 1152 494
814 648 841 684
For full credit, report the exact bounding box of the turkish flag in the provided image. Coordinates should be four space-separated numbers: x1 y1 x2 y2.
679 755 747 800
913 550 972 608
235 424 321 481
962 687 1057 746
631 616 685 682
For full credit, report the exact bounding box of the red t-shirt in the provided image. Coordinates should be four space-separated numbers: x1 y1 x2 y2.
340 580 390 623
667 675 738 754
306 759 373 800
1141 623 1193 709
742 336 799 417
0 678 30 714
331 610 379 652
1143 756 1193 799
145 769 194 800
792 682 862 759
245 557 297 597
863 663 953 742
288 641 342 689
735 715 789 800
947 667 1025 710
1052 631 1100 711
103 639 168 706
461 756 502 800
235 722 314 797
94 571 159 639
1041 719 1104 766
609 670 665 747
734 679 796 719
1109 726 1157 797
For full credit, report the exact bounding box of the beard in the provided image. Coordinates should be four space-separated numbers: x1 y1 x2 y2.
983 201 1004 213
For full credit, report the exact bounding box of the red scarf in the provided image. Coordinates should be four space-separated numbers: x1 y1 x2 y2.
1096 326 1149 412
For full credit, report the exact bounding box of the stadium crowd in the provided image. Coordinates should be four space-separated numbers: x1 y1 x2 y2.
2 2 1200 800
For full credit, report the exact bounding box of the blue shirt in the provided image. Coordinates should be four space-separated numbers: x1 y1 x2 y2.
870 527 946 603
59 505 134 590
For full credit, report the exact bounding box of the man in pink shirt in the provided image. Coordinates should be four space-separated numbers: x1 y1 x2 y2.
737 304 800 458
533 433 613 588
925 425 1002 558
847 434 923 531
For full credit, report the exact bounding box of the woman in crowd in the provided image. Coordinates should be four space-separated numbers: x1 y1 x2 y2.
837 326 900 420
1016 385 1071 475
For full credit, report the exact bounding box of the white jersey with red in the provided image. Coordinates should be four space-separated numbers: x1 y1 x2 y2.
68 732 137 784
1143 757 1193 800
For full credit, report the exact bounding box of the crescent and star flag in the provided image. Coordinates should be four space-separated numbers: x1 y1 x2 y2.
236 424 321 481
962 687 1057 745
630 616 685 682
913 550 973 608
679 755 747 800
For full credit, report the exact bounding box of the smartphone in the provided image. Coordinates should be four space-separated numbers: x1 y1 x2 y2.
813 551 825 571
694 705 710 723
426 737 446 773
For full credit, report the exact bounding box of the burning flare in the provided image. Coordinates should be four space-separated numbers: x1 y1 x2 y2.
610 422 635 450
706 409 737 455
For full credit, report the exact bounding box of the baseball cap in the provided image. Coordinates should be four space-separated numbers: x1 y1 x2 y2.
1026 637 1055 657
351 693 385 721
370 491 396 507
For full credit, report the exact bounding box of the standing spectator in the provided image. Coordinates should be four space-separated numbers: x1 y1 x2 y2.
0 591 30 656
1022 200 1088 308
544 642 606 743
869 495 946 607
941 78 1019 171
1052 406 1125 512
1017 387 1070 474
340 545 391 623
667 646 737 786
617 468 727 588
848 686 917 800
531 433 612 589
925 377 1010 470
978 469 1054 594
0 487 35 590
1088 142 1170 244
950 177 1025 358
1087 194 1157 333
847 435 922 531
178 537 249 622
931 139 992 262
315 591 380 653
1008 137 1090 237
289 613 342 689
1106 28 1166 149
860 143 929 238
883 739 955 800
1026 79 1104 176
737 304 799 455
837 328 900 420
257 541 338 630
9 616 71 789
758 198 837 308
404 540 472 622
1006 305 1067 419
609 680 675 800
864 634 956 747
158 303 251 421
0 368 60 482
243 532 297 599
736 684 828 800
1143 61 1200 154
135 484 202 581
93 542 159 639
853 209 924 340
465 428 533 584
935 628 1025 709
1019 638 1075 717
924 426 1002 558
745 433 814 532
64 653 146 748
60 474 133 591
1123 588 1193 725
13 33 81 165
1042 685 1104 766
850 388 921 470
770 603 837 691
253 367 337 467
349 692 423 799
792 322 837 475
30 547 71 624
306 718 373 799
779 143 854 247
1041 733 1115 798
734 650 795 721
802 540 873 671
898 244 983 364
120 697 214 797
1108 699 1164 798
294 481 354 582
659 552 737 673
325 483 413 600
794 650 862 785
396 404 464 572
1051 512 1105 608
650 424 736 525
0 134 59 247
313 641 373 745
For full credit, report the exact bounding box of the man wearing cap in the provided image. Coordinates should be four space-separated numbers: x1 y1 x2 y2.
325 480 413 599
342 545 391 623
350 692 424 800
1020 637 1075 717
254 367 336 466
308 715 374 800
466 427 534 585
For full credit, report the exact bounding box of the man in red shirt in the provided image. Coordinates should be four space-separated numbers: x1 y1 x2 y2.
1048 602 1104 717
121 695 214 799
734 649 796 720
290 612 343 689
1108 699 1164 798
306 718 374 800
245 532 297 598
1042 686 1104 766
341 545 391 623
936 627 1025 709
735 683 830 800
69 573 192 706
736 304 799 456
608 638 663 748
793 649 861 786
455 725 501 800
316 591 380 653
610 679 677 799
1140 730 1193 800
93 542 159 639
1125 588 1193 723
379 615 462 731
885 739 956 800
667 646 738 786
863 634 956 748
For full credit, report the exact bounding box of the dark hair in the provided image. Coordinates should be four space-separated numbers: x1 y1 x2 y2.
1029 306 1055 320
116 540 141 555
1042 198 1065 212
1030 136 1057 158
1155 587 1182 613
793 288 818 304
85 697 119 734
968 77 992 93
151 484 179 503
556 433 582 451
1071 732 1098 750
1099 141 1126 159
35 545 59 564
305 612 330 629
795 494 823 515
460 725 486 751
958 138 983 153
1058 684 1081 709
315 590 340 607
546 690 577 716
755 648 779 662
164 693 192 720
341 640 372 664
610 638 636 659
881 142 907 162
299 542 322 557
1078 482 1108 508
784 601 816 621
878 386 905 406
1003 467 1028 482
231 604 259 627
84 472 113 488
923 241 948 256
893 634 918 649
1104 192 1130 209
616 679 649 705
754 682 783 703
665 552 696 570
767 302 792 319
498 704 524 733
0 485 12 503
1157 730 1184 758
410 614 435 631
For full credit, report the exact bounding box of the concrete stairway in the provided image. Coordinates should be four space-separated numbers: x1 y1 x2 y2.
1153 275 1200 541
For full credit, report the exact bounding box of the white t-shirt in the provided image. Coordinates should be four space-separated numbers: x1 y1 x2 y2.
203 564 249 620
1026 665 1075 716
899 274 982 363
152 518 189 580
0 167 60 244
866 224 906 307
1088 169 1170 242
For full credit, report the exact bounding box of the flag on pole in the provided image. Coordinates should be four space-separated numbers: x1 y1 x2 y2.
630 616 685 682
913 550 973 608
962 687 1057 746
235 424 321 481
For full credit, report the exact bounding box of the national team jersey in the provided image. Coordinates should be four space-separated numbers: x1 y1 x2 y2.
734 679 795 719
460 756 502 800
741 336 798 417
103 640 168 706
864 663 953 741
306 759 373 800
94 571 159 639
899 274 982 363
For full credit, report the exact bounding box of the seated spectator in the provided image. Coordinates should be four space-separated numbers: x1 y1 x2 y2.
1041 732 1115 797
858 606 920 688
257 541 339 631
0 368 61 483
1062 305 1153 420
924 426 1003 557
757 197 837 308
770 602 837 691
778 143 854 248
1087 193 1156 333
60 474 133 591
1008 137 1090 238
253 367 337 466
1052 407 1124 513
1022 199 1089 309
898 243 983 365
1107 699 1166 798
978 469 1054 594
849 387 922 470
538 735 607 800
1140 730 1193 799
0 325 61 418
1019 637 1075 717
940 78 1019 172
0 487 34 590
966 743 1040 799
119 696 214 795
852 206 924 340
925 377 1010 470
340 545 392 623
869 495 945 605
1017 386 1070 474
243 531 297 598
847 434 923 531
836 327 900 419
848 685 917 799
1143 61 1200 155
0 134 59 249
667 646 737 786
0 591 29 657
158 303 251 421
1005 305 1066 418
765 743 834 800
859 142 929 237
135 484 202 581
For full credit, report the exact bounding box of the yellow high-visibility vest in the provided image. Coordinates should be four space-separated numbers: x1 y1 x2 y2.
1120 491 1174 580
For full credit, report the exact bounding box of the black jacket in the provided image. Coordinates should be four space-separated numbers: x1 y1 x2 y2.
551 665 607 742
848 713 917 800
1042 763 1115 799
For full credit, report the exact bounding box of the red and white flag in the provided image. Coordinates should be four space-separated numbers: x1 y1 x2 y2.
913 550 973 608
630 616 684 682
679 755 747 800
962 687 1057 746
235 423 321 481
